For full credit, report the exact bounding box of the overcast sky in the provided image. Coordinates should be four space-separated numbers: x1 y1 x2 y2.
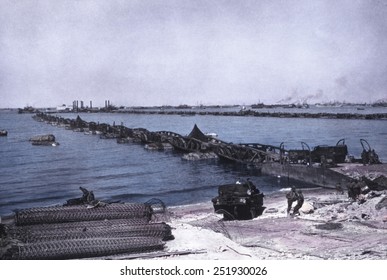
1 0 387 108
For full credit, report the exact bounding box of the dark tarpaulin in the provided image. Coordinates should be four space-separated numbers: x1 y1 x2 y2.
187 124 208 142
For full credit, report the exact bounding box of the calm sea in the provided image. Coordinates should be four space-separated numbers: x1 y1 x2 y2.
1 107 386 216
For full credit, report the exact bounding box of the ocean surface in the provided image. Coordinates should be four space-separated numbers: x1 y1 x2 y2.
1 107 386 216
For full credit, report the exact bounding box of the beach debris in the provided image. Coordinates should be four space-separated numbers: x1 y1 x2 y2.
300 202 314 214
311 189 387 223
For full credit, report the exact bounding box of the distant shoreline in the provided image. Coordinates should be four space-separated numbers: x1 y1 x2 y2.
113 109 387 120
7 106 387 120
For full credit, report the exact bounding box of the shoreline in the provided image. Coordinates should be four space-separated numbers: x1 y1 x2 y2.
17 108 387 120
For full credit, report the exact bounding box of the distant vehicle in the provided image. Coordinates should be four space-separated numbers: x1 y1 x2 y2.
0 130 7 136
212 181 265 220
286 139 348 165
360 139 382 164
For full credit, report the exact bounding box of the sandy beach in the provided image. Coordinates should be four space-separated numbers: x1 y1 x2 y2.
160 186 387 260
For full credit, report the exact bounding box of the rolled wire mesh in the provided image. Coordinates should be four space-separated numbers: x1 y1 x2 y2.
10 217 148 233
145 198 171 223
15 203 152 225
11 222 173 243
9 237 165 260
3 201 174 260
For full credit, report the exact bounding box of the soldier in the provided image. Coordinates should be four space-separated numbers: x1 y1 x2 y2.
293 190 304 215
286 186 298 215
246 178 260 194
353 181 362 199
347 179 362 201
347 179 356 200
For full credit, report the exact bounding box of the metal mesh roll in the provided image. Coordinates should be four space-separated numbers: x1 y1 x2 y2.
12 222 173 243
10 218 149 233
15 203 152 225
3 200 174 260
10 237 165 260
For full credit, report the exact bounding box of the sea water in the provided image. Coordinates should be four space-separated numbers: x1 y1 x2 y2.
0 108 386 216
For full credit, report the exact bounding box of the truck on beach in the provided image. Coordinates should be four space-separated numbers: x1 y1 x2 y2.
212 181 265 220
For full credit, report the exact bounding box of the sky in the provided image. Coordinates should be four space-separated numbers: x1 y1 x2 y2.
1 0 387 108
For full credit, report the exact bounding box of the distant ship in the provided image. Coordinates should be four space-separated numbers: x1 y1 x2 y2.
315 102 344 108
251 102 264 109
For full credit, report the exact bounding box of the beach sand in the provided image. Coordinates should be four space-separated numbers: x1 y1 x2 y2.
160 187 387 260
